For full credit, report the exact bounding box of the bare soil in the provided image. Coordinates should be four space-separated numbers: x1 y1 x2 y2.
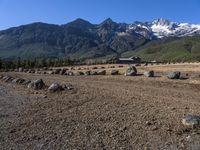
1 64 200 150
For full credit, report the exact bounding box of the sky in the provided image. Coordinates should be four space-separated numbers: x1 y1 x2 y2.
0 0 200 30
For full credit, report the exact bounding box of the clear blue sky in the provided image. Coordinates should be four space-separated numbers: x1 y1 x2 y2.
0 0 199 30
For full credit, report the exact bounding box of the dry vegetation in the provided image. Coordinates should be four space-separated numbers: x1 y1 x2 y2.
1 63 200 150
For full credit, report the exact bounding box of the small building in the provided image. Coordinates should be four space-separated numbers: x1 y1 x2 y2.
117 56 141 64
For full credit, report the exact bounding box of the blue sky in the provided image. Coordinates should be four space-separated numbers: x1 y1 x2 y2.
0 0 199 30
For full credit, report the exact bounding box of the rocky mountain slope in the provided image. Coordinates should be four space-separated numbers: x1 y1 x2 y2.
0 18 200 60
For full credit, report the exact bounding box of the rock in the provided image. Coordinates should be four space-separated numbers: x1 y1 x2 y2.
48 83 63 92
144 70 154 77
68 71 74 76
125 66 137 76
12 78 25 84
22 80 31 85
62 83 73 90
2 75 13 82
18 67 24 72
59 69 66 75
28 79 45 90
111 70 119 75
76 71 84 76
182 115 200 127
54 69 61 74
167 71 181 79
92 67 98 70
90 71 98 75
85 71 91 75
97 70 106 75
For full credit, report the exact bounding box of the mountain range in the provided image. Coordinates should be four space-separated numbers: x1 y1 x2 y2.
0 18 200 61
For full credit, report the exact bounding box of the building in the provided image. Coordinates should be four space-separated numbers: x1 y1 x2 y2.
117 56 141 64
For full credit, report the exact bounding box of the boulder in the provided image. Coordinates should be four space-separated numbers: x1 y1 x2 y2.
125 66 137 76
167 71 181 79
111 70 119 75
22 80 31 85
182 115 200 127
97 70 106 75
90 71 98 75
68 71 74 76
76 71 84 76
28 79 45 90
2 75 13 82
18 67 24 72
54 69 61 74
144 70 154 77
59 69 66 75
48 83 63 92
85 71 91 75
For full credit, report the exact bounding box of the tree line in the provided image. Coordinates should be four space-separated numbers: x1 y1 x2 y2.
0 57 80 70
0 57 118 70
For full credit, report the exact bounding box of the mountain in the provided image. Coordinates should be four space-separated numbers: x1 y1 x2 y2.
0 18 200 60
122 36 200 62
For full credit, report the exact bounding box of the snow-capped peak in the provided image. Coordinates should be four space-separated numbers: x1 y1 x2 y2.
127 19 200 39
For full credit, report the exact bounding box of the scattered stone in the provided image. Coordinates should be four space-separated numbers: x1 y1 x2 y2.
18 67 24 72
90 71 98 75
125 66 137 76
97 70 106 75
92 67 98 70
76 71 84 76
182 115 200 127
167 71 181 79
68 71 74 76
28 79 45 90
48 83 63 92
85 71 91 75
54 69 61 74
22 80 31 85
2 75 13 82
111 70 119 75
62 83 73 90
144 70 154 77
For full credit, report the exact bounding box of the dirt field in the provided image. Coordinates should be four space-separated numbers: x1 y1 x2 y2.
1 63 200 150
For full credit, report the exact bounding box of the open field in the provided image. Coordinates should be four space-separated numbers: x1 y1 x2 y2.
1 63 200 149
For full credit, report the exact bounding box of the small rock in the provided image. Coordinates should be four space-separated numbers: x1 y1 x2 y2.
28 79 45 90
125 66 137 76
62 83 73 90
182 115 200 127
111 70 119 75
144 70 154 77
48 83 63 92
97 70 106 75
167 71 181 79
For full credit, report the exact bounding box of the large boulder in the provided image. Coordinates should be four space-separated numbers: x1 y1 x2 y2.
97 70 106 75
111 70 119 75
182 115 200 127
28 79 45 90
167 72 181 79
48 83 63 92
125 66 137 76
144 70 154 77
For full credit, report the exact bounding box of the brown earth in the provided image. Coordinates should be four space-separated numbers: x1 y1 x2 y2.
1 64 200 150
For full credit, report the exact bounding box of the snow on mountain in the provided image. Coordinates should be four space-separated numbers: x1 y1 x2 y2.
128 18 200 39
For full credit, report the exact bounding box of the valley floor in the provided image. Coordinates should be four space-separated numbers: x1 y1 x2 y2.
1 64 200 149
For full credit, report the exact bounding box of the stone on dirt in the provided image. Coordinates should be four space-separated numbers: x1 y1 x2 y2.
182 115 200 127
125 66 137 76
28 79 45 90
144 70 154 77
111 70 119 75
167 71 181 79
85 71 91 75
48 83 63 92
97 70 106 75
62 83 73 90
